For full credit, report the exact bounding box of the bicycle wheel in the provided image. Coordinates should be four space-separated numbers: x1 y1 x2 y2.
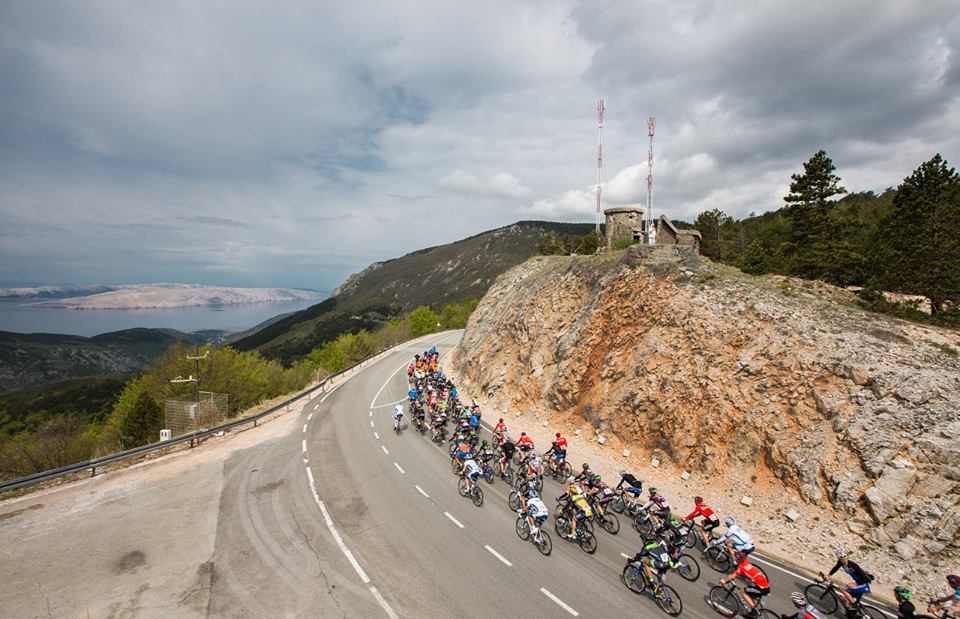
601 512 620 534
457 478 469 497
860 604 887 619
610 495 626 513
577 529 597 554
684 524 699 548
676 553 700 581
707 585 739 618
507 491 520 511
483 468 495 485
621 564 646 594
471 486 484 507
634 515 654 537
533 476 543 492
705 545 731 572
515 517 530 540
655 584 683 617
559 461 572 477
451 458 460 475
534 530 552 556
503 466 514 486
804 584 839 615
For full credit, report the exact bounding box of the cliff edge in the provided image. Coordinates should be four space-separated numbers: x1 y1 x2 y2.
449 246 959 593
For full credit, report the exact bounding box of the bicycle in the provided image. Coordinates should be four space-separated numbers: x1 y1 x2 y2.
544 448 572 481
553 512 597 554
457 475 484 507
393 414 403 434
621 557 683 616
478 456 496 485
804 573 886 619
586 493 620 534
610 487 644 517
671 549 701 582
707 582 777 619
515 514 553 556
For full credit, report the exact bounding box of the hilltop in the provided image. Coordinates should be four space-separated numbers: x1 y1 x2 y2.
20 283 320 310
449 246 959 596
233 221 594 364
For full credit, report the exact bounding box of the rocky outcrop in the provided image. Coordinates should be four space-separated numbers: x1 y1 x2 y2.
450 248 960 574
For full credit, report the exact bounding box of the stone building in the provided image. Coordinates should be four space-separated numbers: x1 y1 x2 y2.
604 207 701 255
603 206 646 249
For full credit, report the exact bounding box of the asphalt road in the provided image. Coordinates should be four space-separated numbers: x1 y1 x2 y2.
0 330 892 618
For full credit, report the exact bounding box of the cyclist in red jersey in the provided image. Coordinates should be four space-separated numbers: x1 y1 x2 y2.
516 432 535 461
683 496 721 547
492 418 508 446
720 551 770 617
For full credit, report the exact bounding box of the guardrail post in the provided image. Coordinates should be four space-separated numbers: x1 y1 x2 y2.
91 466 96 477
254 419 258 427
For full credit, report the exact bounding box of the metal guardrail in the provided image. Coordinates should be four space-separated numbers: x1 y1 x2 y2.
0 337 427 494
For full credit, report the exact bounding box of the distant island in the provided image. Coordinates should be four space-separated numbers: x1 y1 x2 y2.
10 283 321 310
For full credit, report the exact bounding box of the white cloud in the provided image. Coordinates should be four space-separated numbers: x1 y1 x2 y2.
439 170 533 199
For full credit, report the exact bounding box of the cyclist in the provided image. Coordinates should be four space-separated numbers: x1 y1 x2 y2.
525 451 544 483
653 515 688 547
616 470 644 511
516 432 535 461
430 411 447 441
392 403 404 431
828 550 872 607
927 574 960 618
710 516 755 563
893 586 916 619
586 474 615 517
683 496 721 547
476 440 496 475
492 418 508 447
468 406 481 431
634 534 677 590
499 436 516 478
546 432 568 475
781 592 828 619
558 476 592 540
518 487 549 534
574 462 594 484
460 457 482 491
638 487 671 526
719 550 770 618
408 386 418 404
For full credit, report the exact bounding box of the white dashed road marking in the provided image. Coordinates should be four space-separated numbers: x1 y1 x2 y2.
381 445 389 455
443 512 464 528
541 588 579 616
313 404 319 410
393 462 405 474
302 424 307 434
307 413 313 421
370 421 374 428
374 432 380 440
415 485 430 498
302 439 307 454
620 552 631 560
484 545 512 567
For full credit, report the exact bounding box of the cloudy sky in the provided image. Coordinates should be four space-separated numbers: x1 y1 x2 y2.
1 1 958 289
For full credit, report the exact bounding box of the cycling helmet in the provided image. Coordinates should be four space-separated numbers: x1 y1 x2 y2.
498 418 504 423
724 516 735 526
582 463 590 471
618 469 626 476
649 487 658 495
556 432 561 438
790 592 807 607
526 488 538 499
481 440 489 448
520 431 527 437
694 496 703 504
893 586 911 600
593 474 601 481
835 549 846 559
948 575 960 587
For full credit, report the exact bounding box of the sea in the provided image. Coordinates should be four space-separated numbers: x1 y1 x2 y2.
0 297 322 337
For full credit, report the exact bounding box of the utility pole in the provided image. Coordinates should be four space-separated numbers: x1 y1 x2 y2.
170 346 209 446
646 116 656 244
595 99 606 243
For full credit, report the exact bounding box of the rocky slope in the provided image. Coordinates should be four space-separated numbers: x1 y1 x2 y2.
449 245 960 595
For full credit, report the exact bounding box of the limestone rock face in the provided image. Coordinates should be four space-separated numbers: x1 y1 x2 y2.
450 252 960 567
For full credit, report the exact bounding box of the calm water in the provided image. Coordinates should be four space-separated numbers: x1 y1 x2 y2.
0 298 323 337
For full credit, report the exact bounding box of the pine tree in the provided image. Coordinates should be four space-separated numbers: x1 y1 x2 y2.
782 150 847 280
876 154 960 314
120 390 164 447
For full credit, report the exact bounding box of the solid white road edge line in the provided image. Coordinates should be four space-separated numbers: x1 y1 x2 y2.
304 466 369 582
393 462 405 474
540 588 579 616
444 512 464 528
484 545 512 567
381 445 389 455
415 485 430 498
368 586 399 619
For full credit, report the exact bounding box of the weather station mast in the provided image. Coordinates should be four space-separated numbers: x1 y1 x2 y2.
646 116 656 244
595 99 606 244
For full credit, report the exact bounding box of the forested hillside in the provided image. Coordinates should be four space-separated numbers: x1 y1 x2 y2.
233 221 594 363
691 152 959 322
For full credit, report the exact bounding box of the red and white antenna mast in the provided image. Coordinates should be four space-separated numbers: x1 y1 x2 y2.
595 99 606 239
646 116 656 244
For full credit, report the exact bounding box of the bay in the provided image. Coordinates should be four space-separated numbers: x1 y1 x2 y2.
0 297 323 337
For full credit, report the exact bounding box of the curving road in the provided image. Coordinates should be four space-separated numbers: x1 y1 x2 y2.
0 330 890 618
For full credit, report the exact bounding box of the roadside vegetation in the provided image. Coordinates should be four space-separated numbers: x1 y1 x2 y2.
0 299 477 482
